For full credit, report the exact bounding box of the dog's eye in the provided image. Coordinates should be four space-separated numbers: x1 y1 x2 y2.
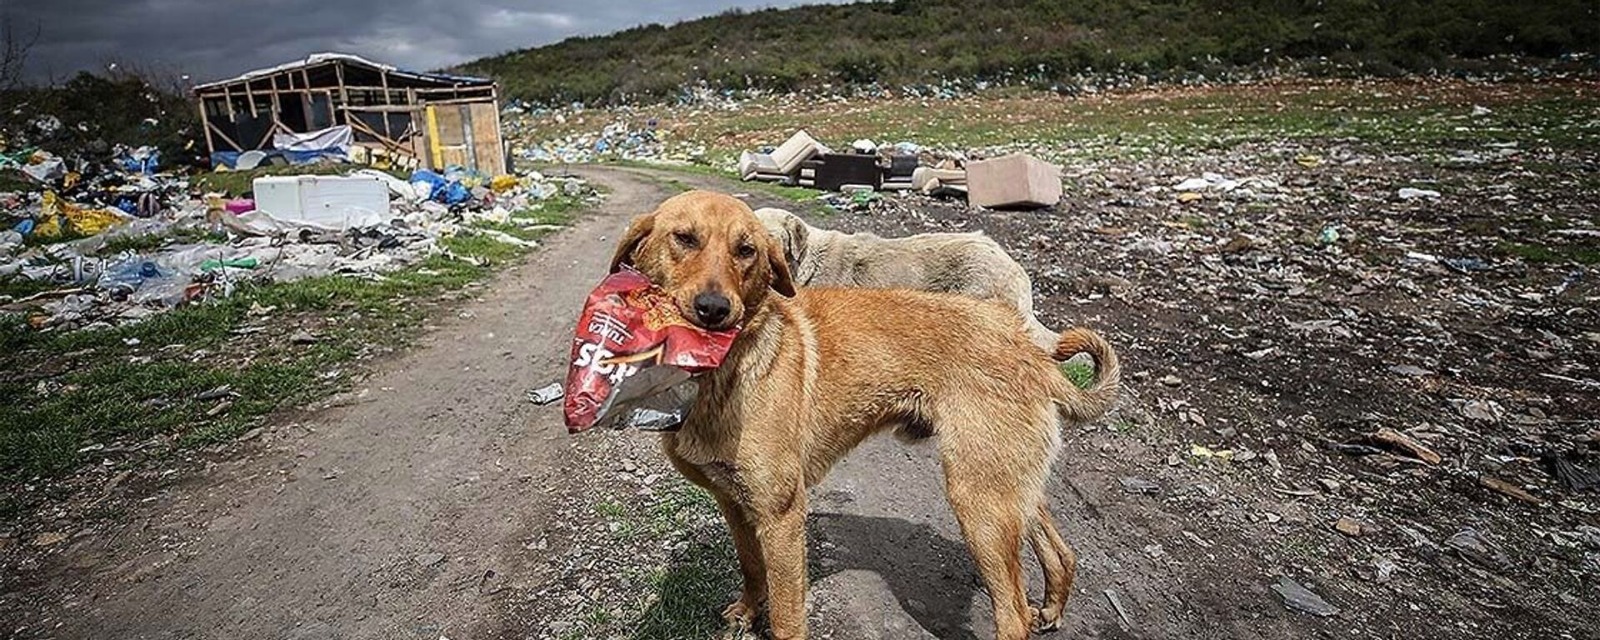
672 231 699 250
735 244 757 259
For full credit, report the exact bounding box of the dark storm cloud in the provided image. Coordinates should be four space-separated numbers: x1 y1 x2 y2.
11 0 858 84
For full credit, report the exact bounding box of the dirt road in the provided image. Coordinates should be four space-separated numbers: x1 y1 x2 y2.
6 165 1590 640
3 167 663 639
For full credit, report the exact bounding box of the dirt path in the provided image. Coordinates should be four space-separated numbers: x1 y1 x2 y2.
3 167 670 640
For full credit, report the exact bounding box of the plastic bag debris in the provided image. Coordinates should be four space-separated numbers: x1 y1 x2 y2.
38 192 130 238
562 267 737 433
1397 187 1441 200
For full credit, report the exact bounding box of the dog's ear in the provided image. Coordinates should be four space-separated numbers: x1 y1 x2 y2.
766 235 796 298
608 212 656 273
781 212 808 269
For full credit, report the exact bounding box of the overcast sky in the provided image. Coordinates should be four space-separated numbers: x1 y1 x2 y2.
11 0 859 85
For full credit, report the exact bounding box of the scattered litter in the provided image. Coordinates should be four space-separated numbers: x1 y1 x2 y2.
31 531 69 547
1273 576 1340 617
1388 365 1433 377
1454 399 1504 422
1397 187 1441 200
1374 558 1399 583
1119 477 1161 495
1 156 594 331
1104 589 1133 629
1189 444 1233 461
1477 475 1541 504
1446 528 1510 570
1367 427 1443 465
1542 454 1600 492
1181 530 1213 548
526 383 565 405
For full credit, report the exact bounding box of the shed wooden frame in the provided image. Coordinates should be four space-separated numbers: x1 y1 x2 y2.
193 53 506 175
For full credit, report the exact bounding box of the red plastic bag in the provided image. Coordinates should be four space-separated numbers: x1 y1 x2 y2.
562 267 738 432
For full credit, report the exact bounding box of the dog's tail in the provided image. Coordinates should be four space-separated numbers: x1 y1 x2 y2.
1053 327 1121 424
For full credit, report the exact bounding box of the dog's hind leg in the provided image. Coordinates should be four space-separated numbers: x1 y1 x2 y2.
938 444 1036 639
1027 502 1077 631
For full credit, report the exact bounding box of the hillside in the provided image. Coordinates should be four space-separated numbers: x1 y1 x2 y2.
459 0 1597 105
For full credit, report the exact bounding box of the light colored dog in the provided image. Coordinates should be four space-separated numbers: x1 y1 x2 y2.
755 207 1061 354
610 190 1120 639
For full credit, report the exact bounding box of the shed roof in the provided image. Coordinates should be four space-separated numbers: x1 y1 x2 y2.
194 52 492 91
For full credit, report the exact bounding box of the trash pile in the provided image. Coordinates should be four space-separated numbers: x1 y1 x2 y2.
507 118 708 165
738 130 1063 210
806 132 1600 629
0 146 187 230
2 158 594 331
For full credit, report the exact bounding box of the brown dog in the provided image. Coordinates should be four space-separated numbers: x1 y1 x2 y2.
609 190 1120 639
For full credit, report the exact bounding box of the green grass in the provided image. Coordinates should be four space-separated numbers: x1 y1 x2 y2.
1060 360 1095 389
0 279 68 300
609 159 822 205
462 0 1596 106
560 481 738 639
1497 241 1600 265
0 195 585 487
98 227 230 255
0 170 36 192
632 538 741 640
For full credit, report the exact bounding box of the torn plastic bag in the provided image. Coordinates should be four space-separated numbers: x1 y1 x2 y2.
562 267 737 433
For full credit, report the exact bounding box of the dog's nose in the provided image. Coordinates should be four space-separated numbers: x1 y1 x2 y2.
692 292 732 326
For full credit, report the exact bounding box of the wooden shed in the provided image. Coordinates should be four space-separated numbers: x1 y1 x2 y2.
193 53 507 175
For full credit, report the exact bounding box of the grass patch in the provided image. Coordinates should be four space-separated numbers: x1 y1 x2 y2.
99 227 230 255
0 279 66 300
0 194 587 488
610 159 822 205
1060 360 1096 389
559 481 738 639
632 538 740 640
1497 241 1600 265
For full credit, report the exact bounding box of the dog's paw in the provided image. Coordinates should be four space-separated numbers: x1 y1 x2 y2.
1030 606 1062 633
722 600 757 627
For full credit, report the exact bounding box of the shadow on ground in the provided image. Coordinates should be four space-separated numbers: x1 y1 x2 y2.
628 511 987 640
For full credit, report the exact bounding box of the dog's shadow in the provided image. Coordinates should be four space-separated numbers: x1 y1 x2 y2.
629 512 983 639
808 511 985 640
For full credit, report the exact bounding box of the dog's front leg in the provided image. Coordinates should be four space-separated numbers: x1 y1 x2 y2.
754 487 808 639
712 494 767 627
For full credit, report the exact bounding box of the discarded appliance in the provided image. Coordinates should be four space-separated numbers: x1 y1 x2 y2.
965 153 1061 208
252 174 392 229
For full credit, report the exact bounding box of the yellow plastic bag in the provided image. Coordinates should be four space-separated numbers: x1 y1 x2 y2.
40 191 128 237
490 174 520 194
